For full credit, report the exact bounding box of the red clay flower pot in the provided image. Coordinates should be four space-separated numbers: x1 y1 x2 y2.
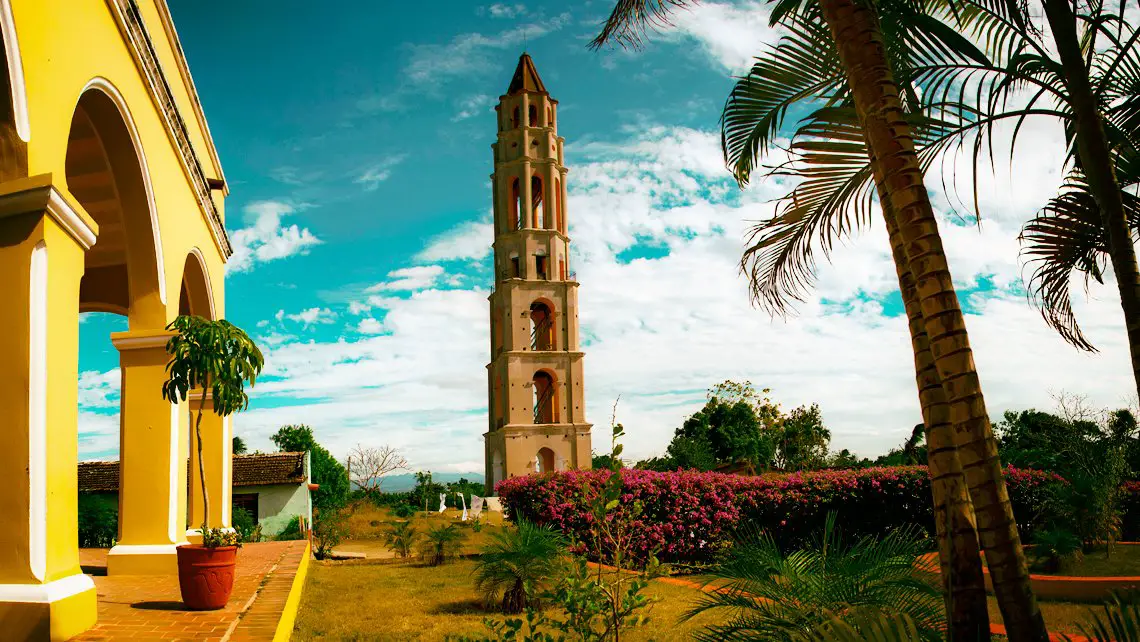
176 544 237 610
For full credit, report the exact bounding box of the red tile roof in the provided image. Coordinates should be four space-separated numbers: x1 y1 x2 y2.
78 452 307 492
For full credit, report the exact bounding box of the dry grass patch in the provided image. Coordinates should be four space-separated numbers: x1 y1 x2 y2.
293 558 727 641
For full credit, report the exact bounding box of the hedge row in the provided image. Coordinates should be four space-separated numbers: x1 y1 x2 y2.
497 466 1064 564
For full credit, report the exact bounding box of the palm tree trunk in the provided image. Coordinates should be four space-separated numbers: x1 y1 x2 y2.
814 0 1048 638
882 192 990 640
1041 0 1140 401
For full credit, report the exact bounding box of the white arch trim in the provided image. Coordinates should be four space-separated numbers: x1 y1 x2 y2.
0 0 29 141
79 77 167 306
187 246 216 319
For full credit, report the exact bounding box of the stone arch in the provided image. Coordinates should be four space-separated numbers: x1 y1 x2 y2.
510 177 521 230
535 447 555 473
531 174 544 228
532 369 558 424
68 79 166 327
178 248 215 319
527 104 537 127
0 0 28 142
529 299 555 351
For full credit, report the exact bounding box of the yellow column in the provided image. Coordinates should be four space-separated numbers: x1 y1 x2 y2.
107 329 190 575
187 390 232 542
0 176 98 640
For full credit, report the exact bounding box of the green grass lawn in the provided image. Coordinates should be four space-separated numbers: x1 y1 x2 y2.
293 558 725 641
1030 543 1140 577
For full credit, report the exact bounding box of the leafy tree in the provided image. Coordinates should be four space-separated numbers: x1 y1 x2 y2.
827 449 869 470
875 424 927 467
446 478 486 508
683 514 944 641
270 424 349 513
474 519 567 614
162 315 263 539
774 404 831 471
410 471 445 513
591 451 623 470
232 435 247 455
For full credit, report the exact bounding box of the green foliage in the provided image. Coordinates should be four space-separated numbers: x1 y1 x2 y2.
270 424 350 513
393 503 416 519
201 527 240 548
774 403 831 471
872 425 926 467
420 524 466 566
313 508 347 560
385 521 418 558
475 519 568 614
78 493 117 548
677 396 774 468
591 452 622 470
162 315 263 531
232 435 248 455
232 506 262 543
410 471 445 513
277 515 307 541
684 514 944 641
998 408 1129 547
1064 593 1140 642
793 611 924 642
446 478 486 509
1031 528 1083 573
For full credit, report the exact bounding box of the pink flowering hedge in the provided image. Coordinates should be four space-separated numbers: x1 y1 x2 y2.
497 466 1064 564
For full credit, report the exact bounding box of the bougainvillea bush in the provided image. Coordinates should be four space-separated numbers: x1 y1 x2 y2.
497 466 1064 565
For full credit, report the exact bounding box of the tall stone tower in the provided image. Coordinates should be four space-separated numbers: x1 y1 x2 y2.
485 53 592 490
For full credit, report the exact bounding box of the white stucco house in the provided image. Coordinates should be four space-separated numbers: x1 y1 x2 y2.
78 451 314 537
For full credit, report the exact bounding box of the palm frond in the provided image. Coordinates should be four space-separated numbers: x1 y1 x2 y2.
1063 592 1140 642
589 0 698 50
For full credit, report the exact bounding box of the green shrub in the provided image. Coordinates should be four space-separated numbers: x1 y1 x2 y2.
276 515 307 541
1031 528 1083 573
233 506 262 543
392 504 416 518
474 519 566 614
78 493 117 548
384 521 418 558
313 509 347 560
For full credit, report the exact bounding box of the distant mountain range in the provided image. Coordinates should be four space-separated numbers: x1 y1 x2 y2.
362 472 485 493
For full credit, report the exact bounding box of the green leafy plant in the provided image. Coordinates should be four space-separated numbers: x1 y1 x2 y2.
384 520 418 559
202 528 240 548
161 315 263 547
475 519 567 614
1063 592 1140 642
420 524 466 566
313 508 348 560
232 506 263 544
393 503 416 519
277 516 307 541
1031 528 1083 573
684 513 944 642
78 493 117 548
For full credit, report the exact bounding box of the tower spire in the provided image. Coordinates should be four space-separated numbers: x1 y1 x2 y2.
485 56 592 489
507 52 547 95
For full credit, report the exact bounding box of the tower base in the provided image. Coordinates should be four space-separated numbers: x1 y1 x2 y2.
0 574 98 641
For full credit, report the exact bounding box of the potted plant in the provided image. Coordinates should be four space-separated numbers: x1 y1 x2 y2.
161 315 264 610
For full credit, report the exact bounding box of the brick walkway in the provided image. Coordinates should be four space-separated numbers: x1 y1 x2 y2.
74 540 309 641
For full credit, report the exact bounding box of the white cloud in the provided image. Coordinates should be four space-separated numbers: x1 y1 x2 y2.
78 368 120 409
356 317 385 334
624 1 778 75
355 155 407 191
487 3 526 18
228 201 322 273
282 307 338 328
220 123 1133 474
416 219 493 263
371 265 447 292
452 94 493 122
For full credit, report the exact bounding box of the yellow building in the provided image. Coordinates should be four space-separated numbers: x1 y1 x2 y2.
485 54 592 489
0 1 232 638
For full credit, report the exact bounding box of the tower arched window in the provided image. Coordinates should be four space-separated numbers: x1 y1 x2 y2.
511 106 520 129
531 175 544 228
530 301 554 350
510 178 522 230
554 176 562 232
533 371 557 424
547 106 552 127
535 447 555 473
528 104 537 127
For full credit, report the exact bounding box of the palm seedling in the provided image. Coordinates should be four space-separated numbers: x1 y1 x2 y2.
473 519 567 614
385 520 418 559
1063 592 1140 642
682 514 945 642
419 524 466 566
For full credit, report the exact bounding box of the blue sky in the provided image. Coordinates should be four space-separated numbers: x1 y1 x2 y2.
77 1 1136 473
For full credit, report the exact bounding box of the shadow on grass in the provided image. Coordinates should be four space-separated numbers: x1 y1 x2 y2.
429 598 492 615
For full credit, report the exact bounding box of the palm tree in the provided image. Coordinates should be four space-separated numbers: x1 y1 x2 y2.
384 520 418 559
473 519 567 614
682 514 945 641
1064 593 1140 642
592 1 1043 637
419 524 466 566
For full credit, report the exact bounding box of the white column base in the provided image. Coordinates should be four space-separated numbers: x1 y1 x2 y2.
0 574 95 602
